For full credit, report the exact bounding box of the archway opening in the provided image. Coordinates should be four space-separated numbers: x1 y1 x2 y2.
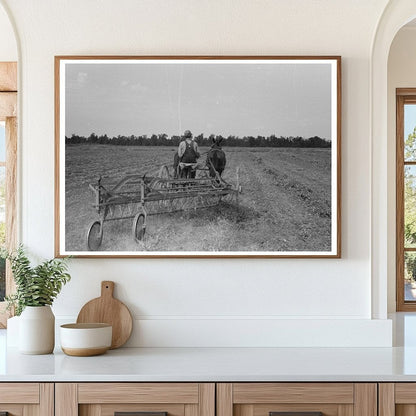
370 1 416 323
387 19 416 313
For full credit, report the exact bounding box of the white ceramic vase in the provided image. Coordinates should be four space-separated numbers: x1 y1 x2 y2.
19 306 55 354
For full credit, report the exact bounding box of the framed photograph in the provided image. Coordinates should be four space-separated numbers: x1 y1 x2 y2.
55 56 341 258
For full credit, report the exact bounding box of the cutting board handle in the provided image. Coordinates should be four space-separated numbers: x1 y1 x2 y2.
101 281 114 298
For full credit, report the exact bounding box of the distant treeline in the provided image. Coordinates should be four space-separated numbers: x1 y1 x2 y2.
66 133 331 148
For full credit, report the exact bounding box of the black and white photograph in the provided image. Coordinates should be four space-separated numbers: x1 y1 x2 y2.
55 56 341 257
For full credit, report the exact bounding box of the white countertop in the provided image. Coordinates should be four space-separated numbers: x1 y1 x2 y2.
2 346 416 382
2 313 416 382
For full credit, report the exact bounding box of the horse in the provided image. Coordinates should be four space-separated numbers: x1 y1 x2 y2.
206 138 226 178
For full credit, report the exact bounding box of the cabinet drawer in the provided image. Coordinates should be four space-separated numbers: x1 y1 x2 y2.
217 383 376 416
0 383 39 403
56 383 215 416
78 383 200 404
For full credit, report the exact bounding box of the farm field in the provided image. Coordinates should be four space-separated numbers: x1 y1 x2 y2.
64 144 332 253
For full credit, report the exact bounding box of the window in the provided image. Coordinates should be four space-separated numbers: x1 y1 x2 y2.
0 62 17 326
396 89 416 310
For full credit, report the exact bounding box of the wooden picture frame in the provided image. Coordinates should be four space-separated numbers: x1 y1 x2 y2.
55 56 341 258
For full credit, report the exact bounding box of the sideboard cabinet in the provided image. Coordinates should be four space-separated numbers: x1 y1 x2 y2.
4 381 416 416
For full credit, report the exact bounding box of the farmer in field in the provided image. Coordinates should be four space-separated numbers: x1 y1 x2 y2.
177 130 200 178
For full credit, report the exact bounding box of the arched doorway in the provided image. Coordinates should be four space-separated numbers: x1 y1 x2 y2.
387 21 416 313
371 1 416 318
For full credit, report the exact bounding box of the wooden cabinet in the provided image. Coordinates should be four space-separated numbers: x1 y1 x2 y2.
379 383 416 416
55 383 215 416
217 383 377 416
0 383 53 416
0 380 411 416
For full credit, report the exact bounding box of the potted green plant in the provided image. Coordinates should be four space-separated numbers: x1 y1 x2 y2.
4 246 71 354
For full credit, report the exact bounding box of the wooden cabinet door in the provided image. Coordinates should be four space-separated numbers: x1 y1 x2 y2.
0 383 53 416
55 383 215 416
217 383 377 416
379 383 416 416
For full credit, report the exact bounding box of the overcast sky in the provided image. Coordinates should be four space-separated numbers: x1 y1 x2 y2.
65 61 332 140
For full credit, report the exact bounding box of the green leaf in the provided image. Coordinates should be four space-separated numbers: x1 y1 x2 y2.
5 245 71 315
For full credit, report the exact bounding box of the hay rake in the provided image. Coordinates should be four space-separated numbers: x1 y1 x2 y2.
86 165 241 250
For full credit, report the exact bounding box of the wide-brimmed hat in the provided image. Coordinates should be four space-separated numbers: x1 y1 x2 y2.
184 130 192 138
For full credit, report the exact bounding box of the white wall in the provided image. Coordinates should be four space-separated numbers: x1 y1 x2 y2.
0 3 16 61
387 26 416 312
0 0 393 347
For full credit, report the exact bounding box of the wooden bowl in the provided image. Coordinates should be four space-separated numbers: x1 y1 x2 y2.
60 323 112 356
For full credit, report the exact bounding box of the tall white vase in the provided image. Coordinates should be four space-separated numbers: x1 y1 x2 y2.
19 306 55 354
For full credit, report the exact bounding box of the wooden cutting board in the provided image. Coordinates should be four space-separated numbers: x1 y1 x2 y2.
76 281 133 349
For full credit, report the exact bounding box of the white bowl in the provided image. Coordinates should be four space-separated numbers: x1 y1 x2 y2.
60 323 112 356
